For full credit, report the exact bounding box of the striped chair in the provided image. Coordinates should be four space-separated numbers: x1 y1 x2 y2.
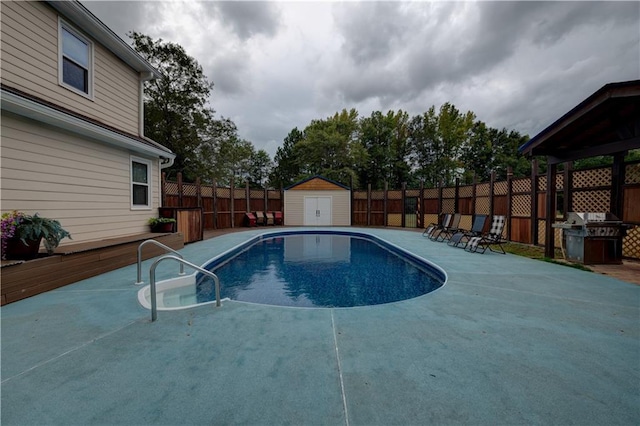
448 214 488 248
465 215 507 254
422 213 451 238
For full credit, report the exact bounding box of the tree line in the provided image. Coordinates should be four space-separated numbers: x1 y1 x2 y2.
133 33 635 191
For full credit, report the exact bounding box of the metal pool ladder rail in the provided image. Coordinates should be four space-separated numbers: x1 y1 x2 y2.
148 255 221 322
136 239 185 285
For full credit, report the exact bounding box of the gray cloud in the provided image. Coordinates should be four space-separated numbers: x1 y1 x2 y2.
204 1 281 41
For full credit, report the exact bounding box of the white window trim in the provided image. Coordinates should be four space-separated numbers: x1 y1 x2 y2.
131 156 152 210
58 18 94 100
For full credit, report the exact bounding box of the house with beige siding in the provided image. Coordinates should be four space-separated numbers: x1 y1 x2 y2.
0 0 175 246
284 176 351 226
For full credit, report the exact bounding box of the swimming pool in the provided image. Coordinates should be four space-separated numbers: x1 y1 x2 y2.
138 230 447 310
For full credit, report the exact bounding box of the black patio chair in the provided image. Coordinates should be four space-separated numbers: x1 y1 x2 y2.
448 214 488 248
431 213 461 242
422 213 451 238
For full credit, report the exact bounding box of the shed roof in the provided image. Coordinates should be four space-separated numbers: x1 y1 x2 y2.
285 175 350 191
519 80 640 165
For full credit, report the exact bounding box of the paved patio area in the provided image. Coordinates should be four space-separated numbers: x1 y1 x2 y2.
2 227 638 425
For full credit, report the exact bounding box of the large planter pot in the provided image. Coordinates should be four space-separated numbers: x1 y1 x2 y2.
5 236 43 260
151 222 174 233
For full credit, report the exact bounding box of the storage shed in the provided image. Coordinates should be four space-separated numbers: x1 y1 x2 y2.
284 176 351 226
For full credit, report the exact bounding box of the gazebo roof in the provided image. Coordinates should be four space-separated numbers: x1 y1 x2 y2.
519 80 640 165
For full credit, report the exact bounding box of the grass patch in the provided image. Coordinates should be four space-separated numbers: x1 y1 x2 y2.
502 242 592 271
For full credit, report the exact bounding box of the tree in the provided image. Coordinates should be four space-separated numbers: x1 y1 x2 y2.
269 128 303 188
248 150 273 187
130 32 215 181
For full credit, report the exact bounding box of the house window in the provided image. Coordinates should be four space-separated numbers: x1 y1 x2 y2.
131 157 152 209
59 20 93 97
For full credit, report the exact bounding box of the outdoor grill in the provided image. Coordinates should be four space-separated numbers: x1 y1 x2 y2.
553 212 628 264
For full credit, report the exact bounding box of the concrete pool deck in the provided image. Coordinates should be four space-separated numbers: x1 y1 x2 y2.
2 227 638 425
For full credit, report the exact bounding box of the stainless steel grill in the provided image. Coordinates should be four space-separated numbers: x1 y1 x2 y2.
553 212 628 264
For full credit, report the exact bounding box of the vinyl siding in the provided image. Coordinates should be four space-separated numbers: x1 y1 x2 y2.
284 190 351 226
0 1 140 135
0 113 161 245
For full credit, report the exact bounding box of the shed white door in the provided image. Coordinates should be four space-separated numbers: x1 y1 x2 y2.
304 196 332 226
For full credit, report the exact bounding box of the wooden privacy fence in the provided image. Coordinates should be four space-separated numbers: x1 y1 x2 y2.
163 160 640 259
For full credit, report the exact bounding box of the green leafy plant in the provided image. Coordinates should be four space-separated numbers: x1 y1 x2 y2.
1 211 71 257
147 217 177 226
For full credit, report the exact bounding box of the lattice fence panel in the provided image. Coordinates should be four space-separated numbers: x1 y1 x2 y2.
459 186 473 197
476 183 490 196
511 194 531 217
494 181 508 196
423 214 438 227
165 182 179 195
371 190 385 200
537 220 562 247
441 199 455 213
182 184 197 196
512 178 531 193
571 190 610 212
475 197 490 215
216 187 231 198
623 226 640 259
250 189 264 199
572 168 611 189
201 186 213 197
442 187 455 198
556 174 564 190
406 189 420 197
353 191 367 200
538 176 547 191
234 189 245 199
387 214 402 226
424 188 438 198
267 190 281 200
626 163 640 184
387 190 402 200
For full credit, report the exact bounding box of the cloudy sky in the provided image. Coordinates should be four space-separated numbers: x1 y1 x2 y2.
83 1 640 158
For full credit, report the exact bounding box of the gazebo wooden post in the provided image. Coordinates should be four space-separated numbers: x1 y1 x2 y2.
530 159 538 246
545 163 557 259
611 152 626 218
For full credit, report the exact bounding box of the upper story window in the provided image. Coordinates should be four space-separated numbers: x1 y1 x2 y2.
59 20 93 98
131 157 152 210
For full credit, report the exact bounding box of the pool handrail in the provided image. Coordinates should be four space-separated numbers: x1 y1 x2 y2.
136 239 185 285
149 254 221 321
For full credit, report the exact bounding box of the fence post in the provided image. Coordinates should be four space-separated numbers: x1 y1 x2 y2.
471 173 477 217
384 181 388 227
230 178 235 228
564 162 572 220
454 178 460 213
401 182 406 228
438 180 443 214
531 159 538 246
544 164 557 258
506 166 513 241
196 177 202 208
419 180 424 228
367 183 372 226
245 181 250 213
213 180 218 230
264 186 268 214
489 171 495 219
177 172 183 207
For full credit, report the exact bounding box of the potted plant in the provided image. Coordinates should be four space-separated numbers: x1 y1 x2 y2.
1 211 72 260
148 217 176 233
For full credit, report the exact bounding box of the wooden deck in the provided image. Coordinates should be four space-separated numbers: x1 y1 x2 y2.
0 232 184 305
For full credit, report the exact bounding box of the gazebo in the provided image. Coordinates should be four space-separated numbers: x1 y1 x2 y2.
519 80 640 258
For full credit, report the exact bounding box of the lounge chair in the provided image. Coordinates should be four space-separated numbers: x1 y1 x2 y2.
465 215 507 254
433 213 462 242
423 213 451 238
448 214 487 248
254 211 266 226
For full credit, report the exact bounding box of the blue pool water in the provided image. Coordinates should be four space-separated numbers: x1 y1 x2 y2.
196 232 445 308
